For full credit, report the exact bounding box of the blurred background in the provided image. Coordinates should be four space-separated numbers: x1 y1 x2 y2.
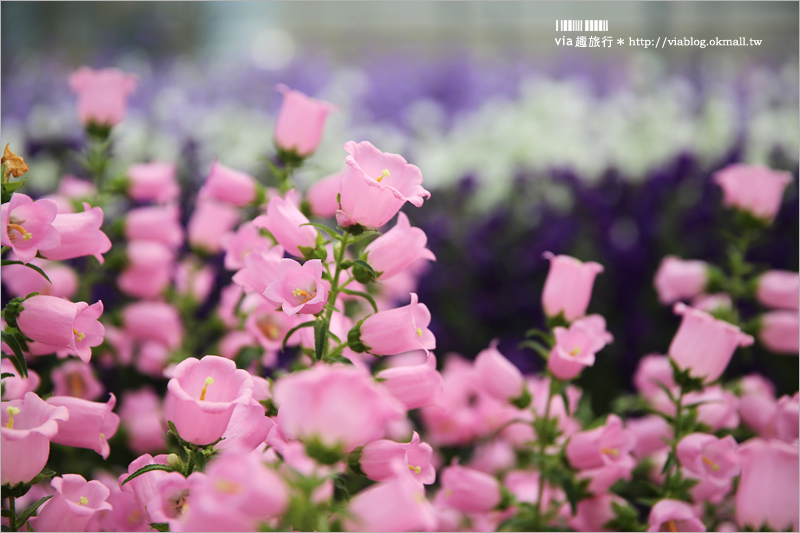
2 1 798 412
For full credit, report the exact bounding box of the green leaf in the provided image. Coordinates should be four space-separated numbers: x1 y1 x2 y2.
301 222 341 242
1 331 28 378
0 261 51 284
15 496 53 529
193 449 206 472
149 523 170 532
351 260 379 284
120 464 174 486
2 178 28 204
29 470 56 486
314 319 327 362
518 339 551 360
345 230 381 246
281 321 316 352
1 373 16 379
340 289 378 313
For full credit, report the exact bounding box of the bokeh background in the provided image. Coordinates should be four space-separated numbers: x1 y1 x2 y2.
2 1 798 413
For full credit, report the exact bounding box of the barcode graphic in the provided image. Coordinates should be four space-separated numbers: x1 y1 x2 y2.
556 20 609 32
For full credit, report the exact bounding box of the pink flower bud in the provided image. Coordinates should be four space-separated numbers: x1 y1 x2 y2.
774 393 800 443
756 270 799 310
2 193 61 264
119 389 167 455
627 415 671 458
436 463 501 513
308 169 344 218
274 84 334 158
360 432 435 484
68 67 137 127
736 438 799 532
232 245 284 297
125 204 184 250
187 198 240 254
126 162 180 204
548 314 613 380
119 454 171 521
42 203 112 264
713 164 792 223
566 414 636 470
541 252 603 322
47 393 120 458
264 258 328 315
1 392 68 485
253 193 317 257
16 295 104 363
633 354 676 400
220 221 274 271
738 373 778 436
164 355 253 445
33 474 113 532
376 352 443 409
200 161 257 207
1 255 78 299
51 360 104 400
118 240 175 299
174 258 215 305
474 341 525 402
359 293 436 356
668 303 753 382
336 141 430 229
646 499 706 532
122 301 183 350
364 212 435 279
758 310 799 354
654 256 709 304
273 365 405 452
677 433 739 482
685 386 740 431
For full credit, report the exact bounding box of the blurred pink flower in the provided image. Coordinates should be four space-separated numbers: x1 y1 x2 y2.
714 163 791 223
254 192 317 257
541 252 603 322
364 212 435 280
220 222 274 271
127 162 180 204
118 240 175 299
33 474 112 532
307 169 344 218
646 499 706 532
274 84 334 158
51 360 104 400
360 431 435 485
436 462 501 513
633 354 676 400
1 254 78 299
187 198 240 254
119 388 167 454
69 67 137 127
200 161 258 207
474 340 526 402
125 204 184 249
566 414 636 471
756 270 799 311
0 359 41 400
758 310 799 354
548 314 613 380
359 293 436 356
654 256 709 304
122 301 183 350
376 352 443 410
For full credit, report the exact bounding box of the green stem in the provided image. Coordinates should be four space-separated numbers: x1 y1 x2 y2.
318 232 350 362
663 387 686 497
279 162 297 194
532 382 556 531
8 495 16 532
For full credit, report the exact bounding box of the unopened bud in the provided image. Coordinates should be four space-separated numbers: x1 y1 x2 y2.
167 453 183 470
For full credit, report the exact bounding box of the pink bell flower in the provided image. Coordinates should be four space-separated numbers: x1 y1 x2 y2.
119 454 171 521
163 355 254 445
566 414 636 470
627 415 671 458
274 84 334 158
220 221 274 270
738 374 778 436
118 240 175 299
1 255 78 299
125 204 184 250
122 301 183 350
359 293 436 356
376 352 443 409
68 67 137 127
684 386 740 431
345 462 437 532
42 203 112 264
1 392 68 485
548 314 613 380
774 393 800 442
126 162 180 204
0 359 41 400
736 438 799 532
436 462 501 513
360 431 435 484
676 433 739 482
569 494 626 532
654 256 709 304
245 302 302 353
16 295 104 363
713 163 791 223
200 161 258 207
273 364 405 452
51 360 104 400
215 399 274 453
541 252 604 322
32 474 112 532
254 193 317 257
232 245 285 297
646 499 706 532
47 393 120 458
263 258 328 315
633 354 677 400
364 212 435 279
758 310 799 354
119 388 167 454
336 141 430 229
756 270 799 311
187 198 240 254
668 302 753 383
174 258 215 305
474 340 526 402
308 169 344 218
1 193 61 264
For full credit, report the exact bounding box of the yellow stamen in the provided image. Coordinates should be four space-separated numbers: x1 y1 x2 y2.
214 479 241 494
702 455 720 472
68 372 86 398
292 288 313 303
664 519 678 533
408 464 421 475
7 223 31 242
199 377 214 401
416 327 423 337
128 510 142 524
73 328 85 342
376 169 390 183
5 406 20 429
79 496 88 506
569 347 581 356
600 447 619 457
100 433 105 440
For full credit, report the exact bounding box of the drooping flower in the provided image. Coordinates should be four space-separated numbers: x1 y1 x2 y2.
1 193 60 263
376 352 443 410
359 293 436 356
41 203 112 264
541 252 603 322
274 84 334 159
364 212 435 279
1 143 29 179
47 393 120 458
360 432 436 484
474 340 527 403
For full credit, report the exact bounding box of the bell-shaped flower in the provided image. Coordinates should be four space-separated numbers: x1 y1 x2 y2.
42 203 112 264
187 198 240 254
548 314 613 380
566 414 636 470
758 310 799 354
274 84 334 158
122 301 183 350
118 240 175 299
308 169 344 218
220 221 274 271
68 67 136 127
360 432 435 484
364 212 435 279
32 474 112 532
200 161 257 207
125 204 184 250
474 340 526 403
669 303 753 382
215 399 274 453
264 258 328 315
164 355 253 445
1 392 68 485
756 270 799 311
47 393 120 458
654 256 709 304
254 193 317 257
376 352 443 409
16 295 104 363
713 163 791 223
119 454 171 521
677 433 738 482
51 360 104 400
2 255 78 299
359 293 436 356
541 252 603 322
336 141 430 229
435 462 501 513
646 499 706 532
126 161 180 204
1 193 60 263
